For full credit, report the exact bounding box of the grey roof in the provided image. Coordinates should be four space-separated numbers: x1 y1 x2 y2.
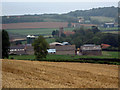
81 45 101 51
10 45 25 49
55 45 75 51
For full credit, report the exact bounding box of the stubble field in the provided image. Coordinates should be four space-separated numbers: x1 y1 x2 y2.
2 59 118 88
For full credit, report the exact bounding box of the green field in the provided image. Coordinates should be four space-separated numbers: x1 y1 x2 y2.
9 51 119 65
6 27 75 36
9 51 119 60
99 27 118 30
46 38 55 43
90 16 115 23
7 28 57 36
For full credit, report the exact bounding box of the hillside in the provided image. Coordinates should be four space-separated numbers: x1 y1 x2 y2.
66 6 117 18
2 7 118 24
2 59 118 88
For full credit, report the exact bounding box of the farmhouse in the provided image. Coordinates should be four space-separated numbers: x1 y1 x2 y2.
80 44 102 56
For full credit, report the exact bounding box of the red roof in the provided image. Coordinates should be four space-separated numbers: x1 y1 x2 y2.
63 31 75 36
101 44 111 49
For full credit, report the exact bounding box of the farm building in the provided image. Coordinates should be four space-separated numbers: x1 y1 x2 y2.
104 23 114 28
9 44 34 55
9 45 26 55
80 44 102 56
27 35 37 44
101 44 111 49
49 42 76 55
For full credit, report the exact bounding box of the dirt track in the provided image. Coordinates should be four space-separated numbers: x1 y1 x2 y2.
2 59 118 88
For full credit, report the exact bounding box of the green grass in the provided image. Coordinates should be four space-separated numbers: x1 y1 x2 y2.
99 27 118 31
6 27 75 36
9 51 120 65
46 38 55 43
6 28 57 36
9 51 119 60
90 16 114 23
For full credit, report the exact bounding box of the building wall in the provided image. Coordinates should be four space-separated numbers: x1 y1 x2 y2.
26 46 34 55
56 50 75 55
50 45 75 55
82 50 102 56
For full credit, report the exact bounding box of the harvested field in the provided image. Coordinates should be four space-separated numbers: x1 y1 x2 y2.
2 59 118 88
2 22 69 29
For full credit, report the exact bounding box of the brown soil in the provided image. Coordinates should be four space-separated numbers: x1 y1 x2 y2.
2 59 118 88
2 22 69 29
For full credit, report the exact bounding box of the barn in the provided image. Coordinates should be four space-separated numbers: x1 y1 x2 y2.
80 44 102 56
50 42 76 55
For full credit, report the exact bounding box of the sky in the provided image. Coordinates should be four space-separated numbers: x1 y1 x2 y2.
1 0 120 2
1 1 119 16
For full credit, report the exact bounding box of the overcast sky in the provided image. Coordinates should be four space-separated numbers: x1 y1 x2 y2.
1 0 120 2
1 1 119 16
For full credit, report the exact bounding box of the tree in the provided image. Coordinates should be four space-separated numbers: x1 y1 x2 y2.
68 22 72 27
32 35 49 60
52 30 56 37
2 30 10 59
91 26 100 34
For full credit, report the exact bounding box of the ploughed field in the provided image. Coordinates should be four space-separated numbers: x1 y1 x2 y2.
2 59 118 88
2 22 69 29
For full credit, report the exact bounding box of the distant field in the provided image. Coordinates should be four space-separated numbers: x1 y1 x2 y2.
2 22 69 29
99 27 118 30
90 16 114 23
7 28 57 35
6 27 75 36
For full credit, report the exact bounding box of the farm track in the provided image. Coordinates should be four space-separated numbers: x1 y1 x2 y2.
2 59 118 88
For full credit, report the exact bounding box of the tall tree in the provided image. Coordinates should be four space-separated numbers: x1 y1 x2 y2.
32 35 49 60
2 30 10 59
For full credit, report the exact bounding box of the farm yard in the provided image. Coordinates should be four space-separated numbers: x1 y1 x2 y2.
2 59 118 88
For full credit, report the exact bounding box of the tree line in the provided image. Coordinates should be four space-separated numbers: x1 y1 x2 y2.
55 26 119 49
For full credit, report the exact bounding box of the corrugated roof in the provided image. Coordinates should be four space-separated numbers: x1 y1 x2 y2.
49 42 62 46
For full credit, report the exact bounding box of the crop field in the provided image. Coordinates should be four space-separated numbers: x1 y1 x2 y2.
2 59 118 88
2 22 69 29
